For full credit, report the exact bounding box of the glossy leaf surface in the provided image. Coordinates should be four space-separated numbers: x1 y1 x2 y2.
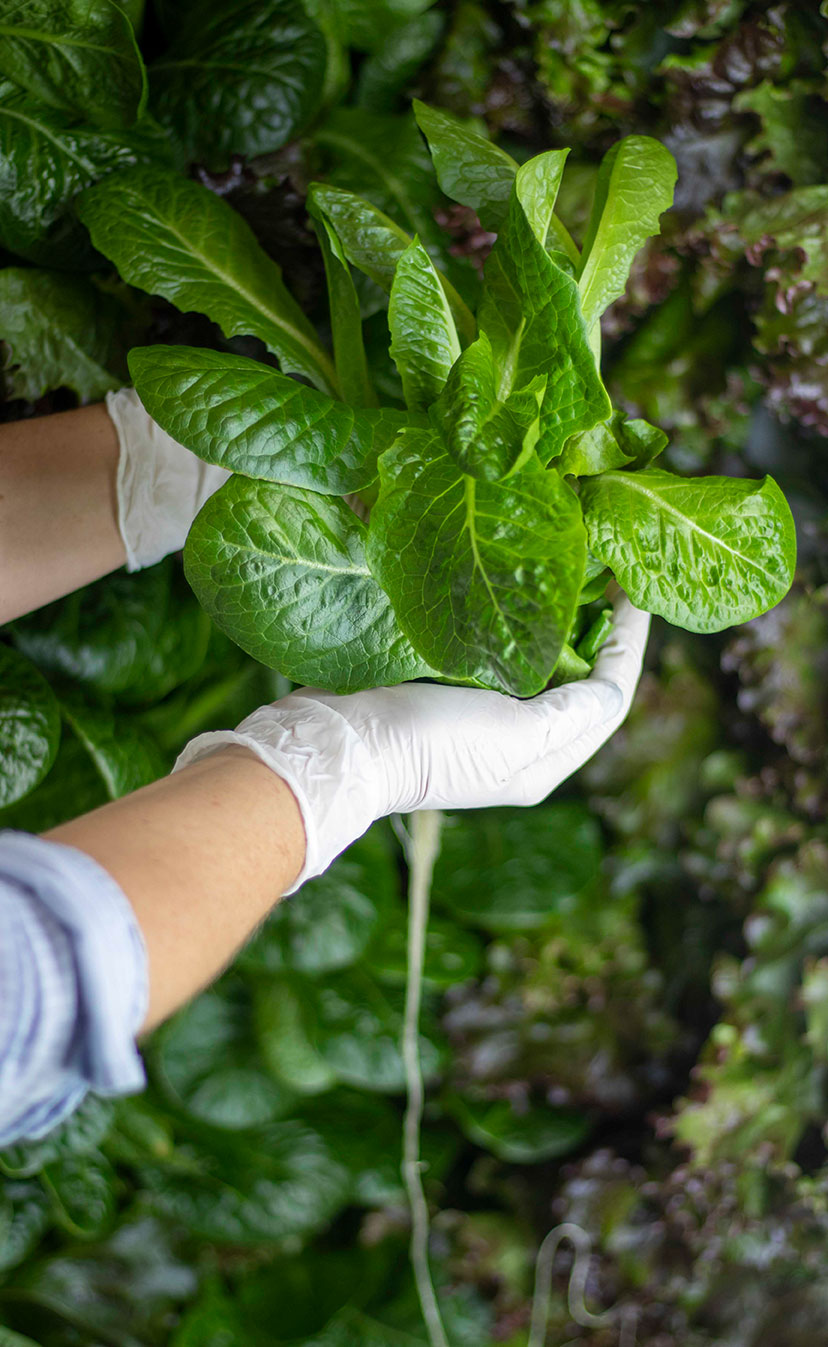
558 411 666 477
578 135 677 333
58 691 166 799
448 1096 589 1163
0 268 122 401
12 562 210 705
478 187 611 463
312 207 376 407
77 167 338 394
0 81 172 266
413 98 517 231
0 646 60 809
150 0 328 169
388 236 460 410
433 802 604 929
306 183 476 344
129 346 407 494
581 469 797 632
141 1118 350 1244
431 333 545 482
185 476 433 690
366 429 586 695
0 0 146 128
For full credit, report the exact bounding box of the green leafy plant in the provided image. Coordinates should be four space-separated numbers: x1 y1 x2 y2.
76 105 796 698
4 4 828 1344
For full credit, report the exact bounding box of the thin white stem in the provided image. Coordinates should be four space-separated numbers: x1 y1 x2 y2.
402 809 449 1347
528 1221 610 1347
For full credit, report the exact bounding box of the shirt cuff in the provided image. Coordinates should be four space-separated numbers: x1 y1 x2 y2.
0 832 149 1143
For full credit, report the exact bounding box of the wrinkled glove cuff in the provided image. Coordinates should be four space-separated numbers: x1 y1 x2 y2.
107 388 229 572
172 698 384 893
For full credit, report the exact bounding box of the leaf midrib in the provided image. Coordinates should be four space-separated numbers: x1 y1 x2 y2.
604 472 779 583
0 102 97 173
225 540 369 578
122 201 339 396
0 24 122 57
463 475 511 636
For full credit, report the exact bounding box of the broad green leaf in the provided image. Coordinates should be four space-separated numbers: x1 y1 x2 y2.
0 730 107 833
119 0 143 28
581 468 797 632
255 976 338 1095
128 346 408 494
313 968 445 1092
0 1096 114 1179
301 1090 457 1207
150 0 328 170
242 830 396 975
229 1244 391 1345
557 410 664 478
355 11 444 112
154 990 296 1128
553 643 592 683
58 691 166 798
433 801 603 930
256 969 444 1096
0 645 60 809
614 414 667 468
77 167 339 395
446 1096 589 1163
557 419 633 477
184 476 434 691
365 428 587 696
307 182 410 290
388 236 461 410
431 332 545 482
12 560 211 706
6 1213 198 1340
141 1118 351 1244
0 268 123 401
413 99 517 231
0 0 146 129
578 135 677 334
40 1152 117 1239
514 149 578 263
251 875 380 975
313 106 449 259
307 183 476 345
0 82 175 266
478 187 611 463
0 1183 51 1274
312 209 376 406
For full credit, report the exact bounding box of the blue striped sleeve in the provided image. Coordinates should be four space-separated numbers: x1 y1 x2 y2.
0 831 149 1146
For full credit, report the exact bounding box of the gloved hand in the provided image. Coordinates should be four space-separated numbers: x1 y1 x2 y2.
174 590 649 893
106 387 229 572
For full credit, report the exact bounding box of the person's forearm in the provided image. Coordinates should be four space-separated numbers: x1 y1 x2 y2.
44 746 305 1033
0 404 126 623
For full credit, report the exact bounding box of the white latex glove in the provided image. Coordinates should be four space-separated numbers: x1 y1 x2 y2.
106 387 230 572
174 590 650 893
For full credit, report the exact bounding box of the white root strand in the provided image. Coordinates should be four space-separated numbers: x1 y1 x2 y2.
402 809 449 1347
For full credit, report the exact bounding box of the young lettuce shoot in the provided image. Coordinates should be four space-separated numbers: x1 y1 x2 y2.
77 105 797 697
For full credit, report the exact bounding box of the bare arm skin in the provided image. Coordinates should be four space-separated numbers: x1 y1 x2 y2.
45 746 306 1034
0 404 125 624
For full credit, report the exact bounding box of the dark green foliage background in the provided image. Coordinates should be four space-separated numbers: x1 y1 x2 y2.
3 1 828 1342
